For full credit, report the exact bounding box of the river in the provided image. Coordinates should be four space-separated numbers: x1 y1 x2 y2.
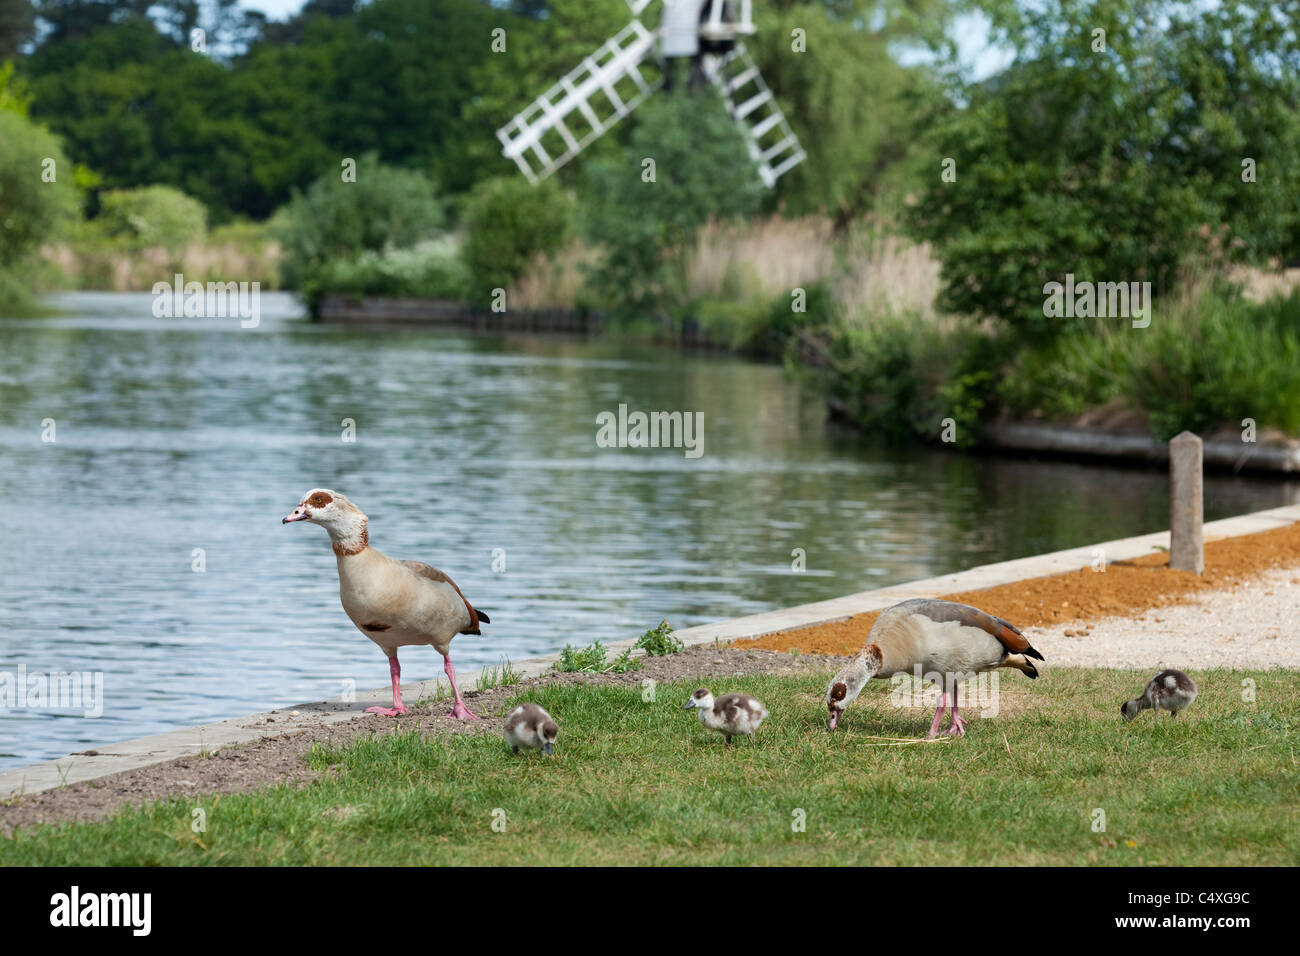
0 291 1294 768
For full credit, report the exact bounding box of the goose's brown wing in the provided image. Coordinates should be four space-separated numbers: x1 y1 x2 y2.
401 561 488 635
905 599 1043 660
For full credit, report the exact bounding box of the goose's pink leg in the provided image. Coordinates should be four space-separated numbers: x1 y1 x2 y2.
366 655 409 717
443 654 479 720
946 685 968 737
927 690 950 738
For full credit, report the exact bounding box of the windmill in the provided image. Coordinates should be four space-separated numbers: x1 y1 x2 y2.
496 1 805 188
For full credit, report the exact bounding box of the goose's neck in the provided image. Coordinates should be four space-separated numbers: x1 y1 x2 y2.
854 643 884 682
328 517 369 558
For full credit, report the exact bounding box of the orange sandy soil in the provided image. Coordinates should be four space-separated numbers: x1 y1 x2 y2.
738 520 1300 656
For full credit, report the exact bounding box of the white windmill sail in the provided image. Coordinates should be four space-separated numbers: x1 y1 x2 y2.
704 42 806 187
496 19 661 184
496 1 804 187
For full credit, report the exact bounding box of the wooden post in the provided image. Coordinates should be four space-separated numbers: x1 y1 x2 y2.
1169 431 1204 573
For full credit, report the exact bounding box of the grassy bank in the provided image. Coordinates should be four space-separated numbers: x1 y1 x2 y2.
3 667 1295 865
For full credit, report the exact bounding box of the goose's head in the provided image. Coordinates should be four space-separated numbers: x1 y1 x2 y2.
826 644 881 731
683 688 714 712
283 489 368 553
539 719 559 756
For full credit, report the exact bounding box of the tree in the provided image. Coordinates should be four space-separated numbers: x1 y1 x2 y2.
97 184 207 249
908 0 1300 337
280 153 446 292
461 175 575 299
0 0 36 56
749 1 955 221
581 87 766 315
0 109 80 303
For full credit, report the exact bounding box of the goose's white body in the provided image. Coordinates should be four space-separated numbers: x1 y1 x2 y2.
826 598 1043 736
336 549 479 658
870 611 1014 683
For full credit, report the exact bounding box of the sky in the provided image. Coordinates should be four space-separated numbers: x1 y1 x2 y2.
241 0 305 16
236 1 1013 80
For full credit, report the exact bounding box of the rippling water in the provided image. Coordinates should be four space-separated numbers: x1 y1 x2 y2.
0 292 1295 768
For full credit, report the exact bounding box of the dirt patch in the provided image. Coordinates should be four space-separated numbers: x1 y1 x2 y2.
739 519 1300 655
0 645 837 836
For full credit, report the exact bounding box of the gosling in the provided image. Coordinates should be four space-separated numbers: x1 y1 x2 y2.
504 702 559 755
682 688 768 744
1121 669 1198 722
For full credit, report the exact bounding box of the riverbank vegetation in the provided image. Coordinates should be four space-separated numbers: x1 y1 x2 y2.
3 0 1299 443
3 667 1296 865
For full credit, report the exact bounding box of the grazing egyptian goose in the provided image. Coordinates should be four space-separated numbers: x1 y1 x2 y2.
504 702 559 755
1122 669 1197 722
283 489 490 719
683 688 769 744
825 598 1043 737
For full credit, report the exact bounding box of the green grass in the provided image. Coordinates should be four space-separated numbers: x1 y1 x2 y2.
2 668 1296 865
475 658 522 692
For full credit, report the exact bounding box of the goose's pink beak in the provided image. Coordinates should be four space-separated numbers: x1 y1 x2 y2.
282 505 309 524
828 708 841 731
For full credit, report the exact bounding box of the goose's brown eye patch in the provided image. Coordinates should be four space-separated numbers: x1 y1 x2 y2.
306 491 333 508
830 682 847 702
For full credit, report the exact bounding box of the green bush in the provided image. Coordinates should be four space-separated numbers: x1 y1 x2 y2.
0 110 79 306
997 333 1125 422
281 154 446 295
552 642 608 674
96 185 208 250
634 620 683 656
1119 291 1300 439
304 237 470 303
808 310 961 442
461 176 574 301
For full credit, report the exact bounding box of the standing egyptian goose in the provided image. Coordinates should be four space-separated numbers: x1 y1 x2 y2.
283 489 490 719
682 688 769 744
825 598 1043 737
1122 669 1197 721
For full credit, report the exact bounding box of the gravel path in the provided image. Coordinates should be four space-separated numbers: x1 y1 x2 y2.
1029 566 1300 669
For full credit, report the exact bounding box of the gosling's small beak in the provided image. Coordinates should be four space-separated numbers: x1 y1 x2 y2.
542 742 554 756
283 505 309 524
682 700 695 710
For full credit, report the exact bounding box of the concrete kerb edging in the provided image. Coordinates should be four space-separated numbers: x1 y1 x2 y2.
4 503 1298 801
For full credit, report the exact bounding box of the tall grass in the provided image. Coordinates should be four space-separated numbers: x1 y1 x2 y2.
507 215 941 322
687 215 836 303
42 221 284 291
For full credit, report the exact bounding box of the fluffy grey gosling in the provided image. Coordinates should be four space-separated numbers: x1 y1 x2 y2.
683 688 768 744
504 702 559 755
1122 669 1198 721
